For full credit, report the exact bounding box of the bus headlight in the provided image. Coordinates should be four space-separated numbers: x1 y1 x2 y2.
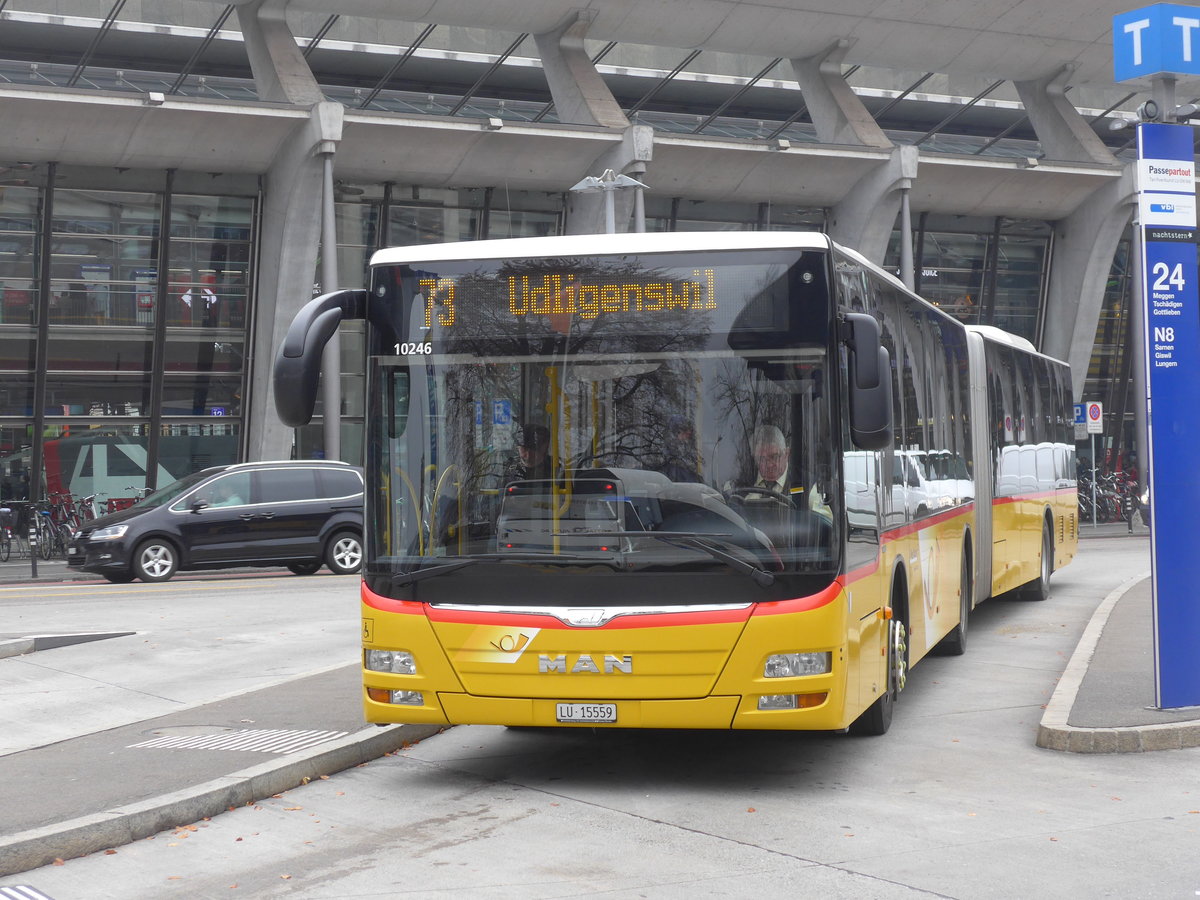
365 649 417 674
367 688 424 705
764 652 831 678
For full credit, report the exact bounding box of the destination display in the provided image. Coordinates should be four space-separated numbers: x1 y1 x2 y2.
386 249 829 345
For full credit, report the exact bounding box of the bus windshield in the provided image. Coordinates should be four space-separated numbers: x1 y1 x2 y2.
364 248 840 606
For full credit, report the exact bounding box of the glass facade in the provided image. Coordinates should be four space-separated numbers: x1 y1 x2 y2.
0 170 253 505
0 160 1127 506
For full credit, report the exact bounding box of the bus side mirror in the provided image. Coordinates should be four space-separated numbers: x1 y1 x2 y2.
274 289 368 427
842 313 893 451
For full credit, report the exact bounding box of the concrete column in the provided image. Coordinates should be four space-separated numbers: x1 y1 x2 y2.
564 126 654 234
246 101 345 462
1040 167 1137 398
534 12 653 234
1013 64 1118 166
790 40 892 149
827 145 919 263
534 11 629 129
236 0 326 105
237 0 341 460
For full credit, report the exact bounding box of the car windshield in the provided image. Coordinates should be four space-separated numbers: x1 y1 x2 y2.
131 470 215 509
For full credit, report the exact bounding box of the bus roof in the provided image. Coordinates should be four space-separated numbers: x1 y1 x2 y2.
370 231 833 266
965 324 1038 354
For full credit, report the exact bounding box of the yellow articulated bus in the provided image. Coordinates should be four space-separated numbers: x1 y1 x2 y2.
276 231 1077 735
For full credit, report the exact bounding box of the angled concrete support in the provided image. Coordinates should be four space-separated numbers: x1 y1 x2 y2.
1041 167 1136 398
1014 65 1117 166
247 102 344 461
565 125 654 234
790 41 891 149
534 11 629 129
236 0 325 105
534 12 652 234
827 145 919 263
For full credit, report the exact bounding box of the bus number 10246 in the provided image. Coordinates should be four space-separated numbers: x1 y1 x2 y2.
394 342 433 355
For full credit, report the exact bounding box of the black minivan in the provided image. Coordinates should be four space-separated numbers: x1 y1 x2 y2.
67 460 364 583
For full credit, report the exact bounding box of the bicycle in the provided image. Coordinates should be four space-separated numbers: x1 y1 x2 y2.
35 503 71 560
0 506 12 563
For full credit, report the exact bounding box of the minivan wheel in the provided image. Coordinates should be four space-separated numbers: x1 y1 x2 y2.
132 539 178 583
326 531 363 575
287 561 322 576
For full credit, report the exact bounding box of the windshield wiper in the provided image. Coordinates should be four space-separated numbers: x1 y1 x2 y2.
389 552 579 586
568 531 776 588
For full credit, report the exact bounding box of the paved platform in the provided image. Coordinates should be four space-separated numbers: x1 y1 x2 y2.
1 524 1195 879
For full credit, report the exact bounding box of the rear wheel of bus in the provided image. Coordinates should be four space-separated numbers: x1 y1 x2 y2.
1021 520 1053 602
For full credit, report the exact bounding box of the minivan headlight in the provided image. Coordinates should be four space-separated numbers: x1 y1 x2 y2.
90 524 129 541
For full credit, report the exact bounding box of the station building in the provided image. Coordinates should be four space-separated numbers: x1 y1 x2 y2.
0 0 1167 499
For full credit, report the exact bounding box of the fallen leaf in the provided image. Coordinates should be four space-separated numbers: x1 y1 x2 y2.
747 807 757 813
105 849 118 855
235 837 243 842
280 874 292 880
284 807 303 811
53 859 65 866
320 775 330 780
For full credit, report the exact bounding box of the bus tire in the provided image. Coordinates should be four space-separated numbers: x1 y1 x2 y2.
326 531 363 575
937 544 972 656
132 538 179 583
850 598 907 736
1021 521 1053 602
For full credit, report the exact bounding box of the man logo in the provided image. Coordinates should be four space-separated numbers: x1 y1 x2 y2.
538 653 633 674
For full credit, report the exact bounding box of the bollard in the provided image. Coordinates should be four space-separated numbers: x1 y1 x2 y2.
28 523 37 578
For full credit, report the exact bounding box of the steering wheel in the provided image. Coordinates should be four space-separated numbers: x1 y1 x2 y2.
724 485 797 510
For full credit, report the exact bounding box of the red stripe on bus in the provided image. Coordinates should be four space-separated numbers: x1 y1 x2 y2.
879 503 973 542
992 490 1060 505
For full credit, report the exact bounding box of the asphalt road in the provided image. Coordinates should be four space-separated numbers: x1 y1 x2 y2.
7 537 1200 899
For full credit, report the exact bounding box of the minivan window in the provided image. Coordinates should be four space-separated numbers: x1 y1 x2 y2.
205 472 251 507
142 470 215 509
319 468 362 499
255 467 318 503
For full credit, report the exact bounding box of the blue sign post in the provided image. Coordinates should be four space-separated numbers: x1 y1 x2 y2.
1116 5 1200 708
1136 120 1200 708
1114 4 1200 80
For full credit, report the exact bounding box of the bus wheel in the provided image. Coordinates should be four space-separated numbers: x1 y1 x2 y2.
850 615 907 736
133 539 178 582
937 548 972 656
326 531 363 575
1021 523 1053 602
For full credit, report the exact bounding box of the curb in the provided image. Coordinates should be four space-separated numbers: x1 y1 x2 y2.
1036 575 1200 753
0 722 444 877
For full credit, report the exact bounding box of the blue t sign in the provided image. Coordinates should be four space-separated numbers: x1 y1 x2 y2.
1114 3 1200 81
1137 122 1200 709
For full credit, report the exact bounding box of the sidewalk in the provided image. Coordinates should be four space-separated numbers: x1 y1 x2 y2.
1037 572 1200 753
0 663 442 876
